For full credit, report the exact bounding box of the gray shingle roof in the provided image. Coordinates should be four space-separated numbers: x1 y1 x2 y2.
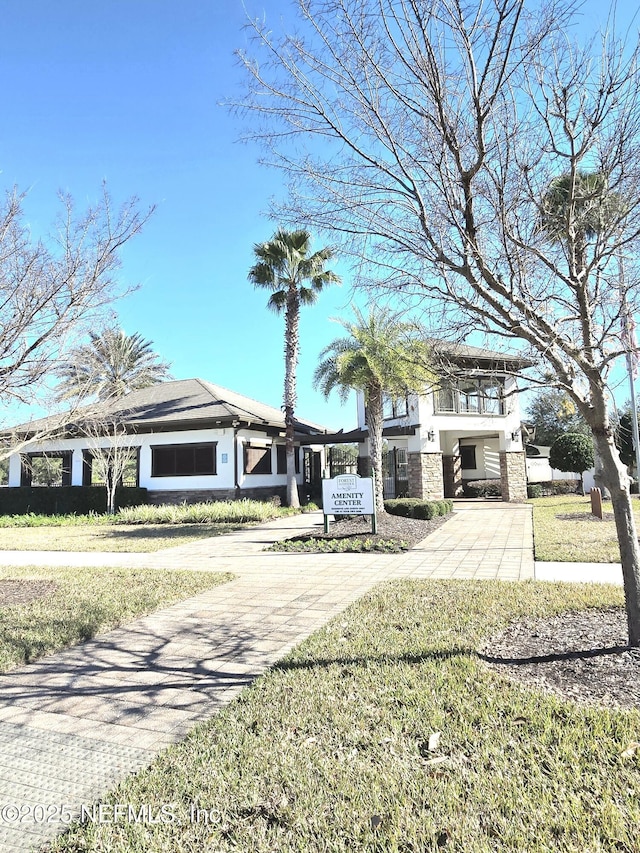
6 379 328 437
431 341 534 368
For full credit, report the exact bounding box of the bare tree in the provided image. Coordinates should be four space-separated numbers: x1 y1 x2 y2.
81 414 137 515
0 183 153 413
236 0 640 643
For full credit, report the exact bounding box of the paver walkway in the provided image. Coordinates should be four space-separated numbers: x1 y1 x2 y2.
0 502 533 851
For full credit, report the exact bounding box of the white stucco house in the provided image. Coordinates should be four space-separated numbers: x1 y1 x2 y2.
322 343 532 502
4 379 328 504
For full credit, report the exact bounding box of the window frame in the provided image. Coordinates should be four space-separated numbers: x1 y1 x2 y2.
150 442 217 478
21 452 72 487
434 376 505 416
382 393 409 420
276 445 300 475
244 443 273 475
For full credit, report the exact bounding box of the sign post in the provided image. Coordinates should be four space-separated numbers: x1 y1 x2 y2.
321 473 377 534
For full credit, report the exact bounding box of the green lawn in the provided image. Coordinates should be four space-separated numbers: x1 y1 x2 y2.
0 522 247 552
50 579 639 853
0 565 230 672
530 494 640 562
0 500 312 551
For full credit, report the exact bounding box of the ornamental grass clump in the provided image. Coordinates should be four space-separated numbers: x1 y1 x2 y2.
115 499 294 525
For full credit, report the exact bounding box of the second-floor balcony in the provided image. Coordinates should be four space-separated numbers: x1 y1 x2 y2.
434 378 506 416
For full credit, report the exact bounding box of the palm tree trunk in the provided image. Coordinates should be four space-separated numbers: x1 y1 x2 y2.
367 385 385 513
593 431 640 645
284 290 301 508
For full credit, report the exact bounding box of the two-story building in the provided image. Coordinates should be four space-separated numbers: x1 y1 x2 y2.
324 343 532 502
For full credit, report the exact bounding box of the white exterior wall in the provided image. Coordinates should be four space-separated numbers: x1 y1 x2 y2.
236 429 305 490
139 428 236 492
7 427 307 493
525 456 582 484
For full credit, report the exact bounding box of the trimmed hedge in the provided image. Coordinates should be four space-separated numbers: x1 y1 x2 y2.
527 484 543 499
0 486 148 516
384 498 453 520
462 479 502 498
527 479 581 496
383 498 421 517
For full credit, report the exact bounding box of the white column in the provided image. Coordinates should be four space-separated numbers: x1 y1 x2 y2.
8 454 22 487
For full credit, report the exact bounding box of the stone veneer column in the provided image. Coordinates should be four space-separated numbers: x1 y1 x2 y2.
500 451 528 502
407 452 444 500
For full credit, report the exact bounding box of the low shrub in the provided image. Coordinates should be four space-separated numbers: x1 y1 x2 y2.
412 502 437 520
383 499 420 517
528 479 581 497
527 484 543 499
268 537 409 553
463 479 502 498
385 498 454 520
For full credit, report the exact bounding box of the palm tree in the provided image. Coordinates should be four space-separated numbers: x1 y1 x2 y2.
314 307 434 513
539 171 626 272
55 328 172 402
249 228 340 507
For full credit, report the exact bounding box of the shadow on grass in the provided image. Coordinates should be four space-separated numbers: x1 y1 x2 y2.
93 524 244 542
479 644 633 666
1 609 634 723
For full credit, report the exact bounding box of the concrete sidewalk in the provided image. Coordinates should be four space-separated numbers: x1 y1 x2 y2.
0 503 534 851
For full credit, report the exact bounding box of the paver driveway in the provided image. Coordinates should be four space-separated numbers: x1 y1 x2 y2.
0 502 533 851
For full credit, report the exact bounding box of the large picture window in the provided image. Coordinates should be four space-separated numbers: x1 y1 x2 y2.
151 443 217 477
245 444 272 475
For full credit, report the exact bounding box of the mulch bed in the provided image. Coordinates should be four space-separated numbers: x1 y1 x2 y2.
300 512 450 548
0 579 58 607
481 607 640 710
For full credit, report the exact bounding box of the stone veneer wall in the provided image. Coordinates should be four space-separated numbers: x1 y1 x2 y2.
148 486 287 505
499 451 528 502
407 452 444 500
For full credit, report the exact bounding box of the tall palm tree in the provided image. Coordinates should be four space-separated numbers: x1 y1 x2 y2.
249 228 340 507
314 307 433 513
55 328 172 402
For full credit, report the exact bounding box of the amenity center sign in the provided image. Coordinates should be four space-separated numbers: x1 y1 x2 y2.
322 474 375 516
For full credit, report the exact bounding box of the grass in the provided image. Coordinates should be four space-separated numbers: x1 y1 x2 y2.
50 579 639 853
0 565 230 672
0 523 247 552
530 494 640 562
0 499 315 551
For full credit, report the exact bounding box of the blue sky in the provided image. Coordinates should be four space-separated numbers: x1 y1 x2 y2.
0 0 636 431
0 0 361 430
